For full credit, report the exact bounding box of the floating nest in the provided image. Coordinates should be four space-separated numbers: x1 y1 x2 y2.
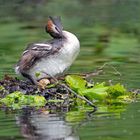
1 70 140 112
0 75 74 111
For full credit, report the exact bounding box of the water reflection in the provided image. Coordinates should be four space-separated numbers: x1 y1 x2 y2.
78 102 140 140
17 110 79 140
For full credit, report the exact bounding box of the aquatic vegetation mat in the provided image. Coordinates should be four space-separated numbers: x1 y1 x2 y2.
0 75 139 112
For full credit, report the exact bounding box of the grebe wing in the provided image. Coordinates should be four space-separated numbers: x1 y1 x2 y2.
17 43 57 71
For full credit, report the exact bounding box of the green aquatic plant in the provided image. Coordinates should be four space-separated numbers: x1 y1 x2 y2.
0 91 46 109
0 75 136 111
64 75 136 120
65 75 87 91
107 83 129 98
65 75 133 104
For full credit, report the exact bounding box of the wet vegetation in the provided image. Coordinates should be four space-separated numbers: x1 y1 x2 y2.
0 73 139 114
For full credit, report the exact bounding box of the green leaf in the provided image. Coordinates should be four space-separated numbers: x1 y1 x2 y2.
65 76 109 101
65 75 87 91
107 83 129 98
81 83 108 101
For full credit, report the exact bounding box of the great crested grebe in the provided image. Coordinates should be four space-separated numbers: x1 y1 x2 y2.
15 16 80 84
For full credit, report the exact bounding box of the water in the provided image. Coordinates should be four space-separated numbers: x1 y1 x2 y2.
0 0 140 140
78 102 140 140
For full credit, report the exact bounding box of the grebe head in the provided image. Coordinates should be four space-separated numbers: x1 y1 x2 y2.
45 16 63 38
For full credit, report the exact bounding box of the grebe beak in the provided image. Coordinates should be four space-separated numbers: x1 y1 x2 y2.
46 16 63 38
55 26 63 36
